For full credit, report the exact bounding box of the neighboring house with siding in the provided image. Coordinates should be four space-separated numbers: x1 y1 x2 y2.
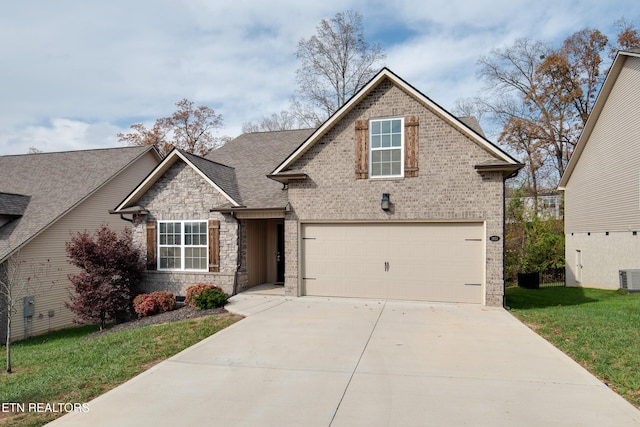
0 146 161 342
558 49 640 289
114 68 522 306
505 191 563 221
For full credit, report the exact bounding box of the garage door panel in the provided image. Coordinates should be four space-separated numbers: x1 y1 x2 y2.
302 223 484 303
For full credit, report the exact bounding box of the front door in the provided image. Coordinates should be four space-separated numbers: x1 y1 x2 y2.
575 250 583 283
276 223 285 284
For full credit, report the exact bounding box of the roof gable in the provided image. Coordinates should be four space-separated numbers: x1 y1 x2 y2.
0 146 160 262
559 50 640 189
0 192 30 217
115 148 242 211
207 129 314 209
272 68 518 176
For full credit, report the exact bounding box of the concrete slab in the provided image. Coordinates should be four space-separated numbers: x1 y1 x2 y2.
224 292 289 316
48 296 640 427
177 297 383 372
358 301 601 384
333 373 633 427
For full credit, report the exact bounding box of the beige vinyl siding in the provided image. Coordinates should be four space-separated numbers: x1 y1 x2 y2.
566 232 640 289
6 151 159 340
564 57 640 233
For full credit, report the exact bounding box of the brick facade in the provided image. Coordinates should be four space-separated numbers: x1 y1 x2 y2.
125 76 511 306
132 161 241 296
284 80 507 305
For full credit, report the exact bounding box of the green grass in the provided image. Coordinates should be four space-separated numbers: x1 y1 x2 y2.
0 313 242 427
506 287 640 408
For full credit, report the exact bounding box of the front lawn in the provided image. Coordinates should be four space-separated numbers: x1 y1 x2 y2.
0 312 242 427
506 286 640 408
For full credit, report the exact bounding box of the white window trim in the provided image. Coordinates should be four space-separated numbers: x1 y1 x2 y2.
157 220 209 272
369 117 404 178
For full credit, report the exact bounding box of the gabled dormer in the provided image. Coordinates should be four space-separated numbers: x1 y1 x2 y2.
0 192 30 228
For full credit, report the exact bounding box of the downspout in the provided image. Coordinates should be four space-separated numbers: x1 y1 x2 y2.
502 174 507 309
503 168 520 309
231 212 241 296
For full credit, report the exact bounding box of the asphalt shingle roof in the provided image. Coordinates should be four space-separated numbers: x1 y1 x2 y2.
207 128 314 208
0 192 31 217
0 146 154 262
177 149 243 205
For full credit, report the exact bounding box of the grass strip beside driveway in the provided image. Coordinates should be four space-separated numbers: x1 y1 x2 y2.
506 287 640 409
0 312 242 427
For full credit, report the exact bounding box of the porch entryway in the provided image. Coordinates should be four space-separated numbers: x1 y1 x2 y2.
241 283 285 295
244 218 285 290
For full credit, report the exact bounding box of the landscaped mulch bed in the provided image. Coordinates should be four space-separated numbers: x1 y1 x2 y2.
86 304 228 339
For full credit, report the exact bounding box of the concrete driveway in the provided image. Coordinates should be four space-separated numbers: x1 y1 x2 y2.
50 294 640 426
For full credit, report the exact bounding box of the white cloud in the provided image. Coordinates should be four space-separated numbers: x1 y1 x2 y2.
2 119 122 155
0 0 638 155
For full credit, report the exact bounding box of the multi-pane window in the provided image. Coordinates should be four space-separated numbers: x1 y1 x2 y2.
158 221 208 270
370 118 404 177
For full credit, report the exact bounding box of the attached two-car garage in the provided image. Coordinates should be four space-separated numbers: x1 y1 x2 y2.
301 222 485 304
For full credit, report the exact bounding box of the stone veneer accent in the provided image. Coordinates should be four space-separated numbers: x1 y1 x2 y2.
284 79 507 306
131 161 242 296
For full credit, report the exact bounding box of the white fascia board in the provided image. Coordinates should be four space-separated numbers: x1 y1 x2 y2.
115 150 240 211
272 69 516 175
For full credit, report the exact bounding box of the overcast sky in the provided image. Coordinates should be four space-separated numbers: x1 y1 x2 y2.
0 0 637 155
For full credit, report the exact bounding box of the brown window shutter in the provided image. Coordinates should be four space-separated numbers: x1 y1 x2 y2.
355 119 369 179
404 116 419 177
208 219 220 273
146 221 157 270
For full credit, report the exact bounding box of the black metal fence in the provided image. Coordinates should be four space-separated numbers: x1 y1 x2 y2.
517 268 566 289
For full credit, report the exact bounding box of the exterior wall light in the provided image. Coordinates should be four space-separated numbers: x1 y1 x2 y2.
381 193 390 211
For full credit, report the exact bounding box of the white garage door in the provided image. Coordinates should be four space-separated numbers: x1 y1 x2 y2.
301 223 484 303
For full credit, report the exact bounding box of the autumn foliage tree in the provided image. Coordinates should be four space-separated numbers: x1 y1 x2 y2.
474 21 639 203
65 226 144 330
118 99 224 156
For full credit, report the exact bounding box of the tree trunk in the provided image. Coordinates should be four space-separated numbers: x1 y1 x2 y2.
6 307 11 373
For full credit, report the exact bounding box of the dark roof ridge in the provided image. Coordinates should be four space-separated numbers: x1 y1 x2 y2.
240 127 316 136
175 148 235 170
0 145 152 158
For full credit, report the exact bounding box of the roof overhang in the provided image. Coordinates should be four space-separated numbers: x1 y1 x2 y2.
108 206 149 215
210 206 286 219
266 172 308 184
474 162 524 179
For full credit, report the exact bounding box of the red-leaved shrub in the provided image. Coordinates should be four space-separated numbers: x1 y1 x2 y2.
133 292 176 317
185 283 222 307
66 226 144 330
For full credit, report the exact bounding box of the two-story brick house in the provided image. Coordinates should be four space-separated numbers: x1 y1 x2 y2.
113 68 522 306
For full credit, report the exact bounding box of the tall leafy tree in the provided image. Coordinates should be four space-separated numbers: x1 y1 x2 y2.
292 10 386 127
476 21 639 200
118 99 224 156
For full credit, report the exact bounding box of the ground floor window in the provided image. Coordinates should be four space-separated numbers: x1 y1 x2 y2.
158 220 208 270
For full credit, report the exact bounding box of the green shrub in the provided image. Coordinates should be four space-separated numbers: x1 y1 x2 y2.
192 287 229 310
185 283 217 307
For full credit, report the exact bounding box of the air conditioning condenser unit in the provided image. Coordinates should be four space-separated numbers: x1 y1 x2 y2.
619 270 640 291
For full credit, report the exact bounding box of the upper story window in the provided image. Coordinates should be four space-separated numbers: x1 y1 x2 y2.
370 118 404 178
158 220 208 271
